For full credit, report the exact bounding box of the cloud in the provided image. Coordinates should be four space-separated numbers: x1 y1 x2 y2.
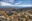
21 5 32 7
1 2 10 6
1 2 13 6
15 1 22 5
12 5 32 7
1 2 32 7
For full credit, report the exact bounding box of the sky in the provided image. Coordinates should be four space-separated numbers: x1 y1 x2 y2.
0 0 32 7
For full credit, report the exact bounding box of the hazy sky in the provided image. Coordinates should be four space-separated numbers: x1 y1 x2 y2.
0 0 32 4
0 0 32 7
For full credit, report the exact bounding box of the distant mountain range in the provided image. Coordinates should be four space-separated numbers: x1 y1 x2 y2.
0 6 32 8
0 6 32 11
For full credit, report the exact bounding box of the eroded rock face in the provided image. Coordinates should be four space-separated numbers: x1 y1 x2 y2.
0 8 32 21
